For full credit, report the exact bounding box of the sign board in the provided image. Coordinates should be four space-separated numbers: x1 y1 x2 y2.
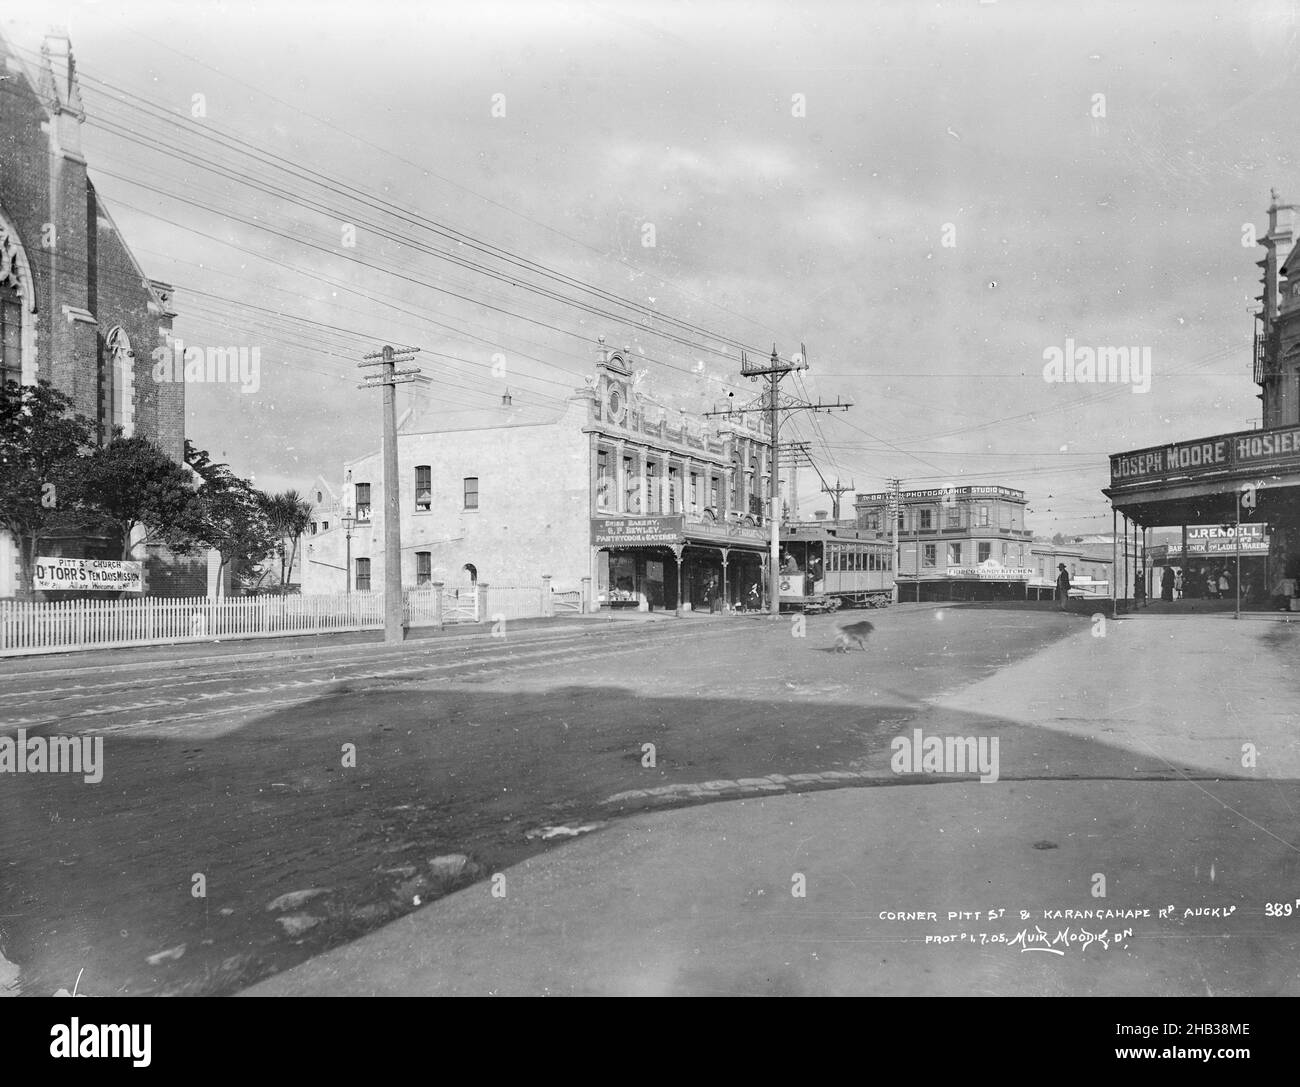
591 515 684 547
859 485 1024 503
1110 424 1300 488
947 561 1034 581
1148 525 1270 562
34 556 143 592
778 573 804 599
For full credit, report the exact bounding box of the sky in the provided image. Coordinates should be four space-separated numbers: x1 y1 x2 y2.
5 0 1299 534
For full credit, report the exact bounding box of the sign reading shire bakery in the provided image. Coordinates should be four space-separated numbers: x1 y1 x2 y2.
591 515 685 546
1110 424 1300 487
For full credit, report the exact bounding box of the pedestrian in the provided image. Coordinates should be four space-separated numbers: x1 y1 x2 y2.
1218 569 1231 599
1161 565 1175 602
1134 571 1146 606
1055 563 1071 610
1174 569 1183 599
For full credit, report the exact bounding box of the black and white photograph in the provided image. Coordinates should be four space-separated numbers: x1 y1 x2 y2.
0 0 1297 1042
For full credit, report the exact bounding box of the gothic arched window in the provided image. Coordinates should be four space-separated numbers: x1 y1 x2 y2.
0 212 35 388
102 327 135 441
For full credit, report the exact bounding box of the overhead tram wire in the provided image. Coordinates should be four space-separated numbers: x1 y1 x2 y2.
1 69 768 390
41 58 778 367
119 25 792 347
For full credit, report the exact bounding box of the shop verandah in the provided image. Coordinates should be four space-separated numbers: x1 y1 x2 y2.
1105 425 1300 614
591 514 768 615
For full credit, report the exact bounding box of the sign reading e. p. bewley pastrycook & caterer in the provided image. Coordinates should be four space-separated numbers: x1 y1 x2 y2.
591 516 685 546
1111 424 1300 487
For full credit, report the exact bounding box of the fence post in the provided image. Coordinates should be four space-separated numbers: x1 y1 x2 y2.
431 581 444 629
580 576 591 614
476 582 488 624
542 575 553 617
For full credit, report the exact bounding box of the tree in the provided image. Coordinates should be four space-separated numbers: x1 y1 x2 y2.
0 380 95 596
262 489 313 588
79 435 200 561
183 442 276 596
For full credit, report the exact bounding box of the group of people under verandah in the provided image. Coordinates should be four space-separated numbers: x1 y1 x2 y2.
1147 562 1298 609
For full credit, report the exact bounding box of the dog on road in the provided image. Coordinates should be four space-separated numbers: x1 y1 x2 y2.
833 619 875 652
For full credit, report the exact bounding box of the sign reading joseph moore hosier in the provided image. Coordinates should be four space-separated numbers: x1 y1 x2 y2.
33 557 143 592
1111 423 1300 487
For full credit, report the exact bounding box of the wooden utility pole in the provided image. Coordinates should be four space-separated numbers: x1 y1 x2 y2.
821 478 854 521
359 344 422 644
705 343 850 617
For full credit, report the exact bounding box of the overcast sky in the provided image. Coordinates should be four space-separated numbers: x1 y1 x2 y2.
7 0 1300 534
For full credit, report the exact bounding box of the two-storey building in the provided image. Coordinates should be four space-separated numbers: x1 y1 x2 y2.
302 340 773 611
854 485 1035 600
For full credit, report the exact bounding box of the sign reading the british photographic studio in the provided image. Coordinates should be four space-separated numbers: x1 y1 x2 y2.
590 516 684 546
34 557 143 592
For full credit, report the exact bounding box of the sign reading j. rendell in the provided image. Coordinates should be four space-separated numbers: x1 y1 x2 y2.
591 516 684 546
1111 424 1300 487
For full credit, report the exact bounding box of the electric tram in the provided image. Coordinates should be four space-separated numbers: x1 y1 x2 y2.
778 522 894 612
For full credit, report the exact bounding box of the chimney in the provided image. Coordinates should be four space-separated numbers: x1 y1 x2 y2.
501 389 512 407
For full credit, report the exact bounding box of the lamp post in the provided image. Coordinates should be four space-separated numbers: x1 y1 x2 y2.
342 512 355 595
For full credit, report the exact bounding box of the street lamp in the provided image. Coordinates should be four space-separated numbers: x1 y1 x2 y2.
341 512 356 595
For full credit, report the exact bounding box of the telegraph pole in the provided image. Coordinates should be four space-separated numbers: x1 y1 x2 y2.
777 441 814 521
704 343 851 618
821 478 855 521
359 344 422 644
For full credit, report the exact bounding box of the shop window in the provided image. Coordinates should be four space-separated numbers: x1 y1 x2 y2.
416 551 431 586
624 457 639 512
596 449 610 508
978 542 991 562
464 477 479 510
355 482 371 521
923 544 937 568
415 465 432 511
864 512 879 530
948 542 962 565
355 557 371 591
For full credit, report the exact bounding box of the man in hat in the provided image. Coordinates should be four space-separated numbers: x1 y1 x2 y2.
1055 563 1071 610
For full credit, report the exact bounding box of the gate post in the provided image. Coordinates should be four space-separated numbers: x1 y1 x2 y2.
580 576 592 614
477 582 488 623
432 581 444 629
542 575 553 617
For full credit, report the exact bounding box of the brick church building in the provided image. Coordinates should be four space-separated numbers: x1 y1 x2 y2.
1 30 201 596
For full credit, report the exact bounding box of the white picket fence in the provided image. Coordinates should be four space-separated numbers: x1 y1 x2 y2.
0 579 589 657
0 593 384 656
